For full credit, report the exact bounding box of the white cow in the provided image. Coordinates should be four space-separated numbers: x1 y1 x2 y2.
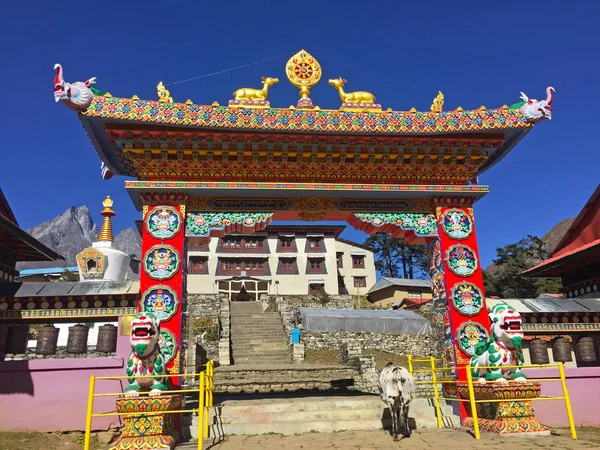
379 363 415 441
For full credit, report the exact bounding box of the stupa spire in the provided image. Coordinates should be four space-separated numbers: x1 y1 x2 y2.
98 196 116 242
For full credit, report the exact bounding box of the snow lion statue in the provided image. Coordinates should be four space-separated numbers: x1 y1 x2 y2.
470 303 526 383
124 312 169 396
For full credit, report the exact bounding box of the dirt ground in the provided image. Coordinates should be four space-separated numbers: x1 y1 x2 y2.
196 428 600 450
0 431 103 450
1 428 598 450
304 349 431 370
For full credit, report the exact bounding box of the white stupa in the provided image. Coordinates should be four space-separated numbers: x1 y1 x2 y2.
76 196 131 282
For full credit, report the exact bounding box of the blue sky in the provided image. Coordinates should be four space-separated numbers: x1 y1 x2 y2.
1 1 598 269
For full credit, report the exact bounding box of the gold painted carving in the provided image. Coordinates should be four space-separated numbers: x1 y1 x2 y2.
186 196 211 211
157 81 173 103
293 197 337 211
431 91 444 112
286 49 322 100
328 78 376 105
233 77 279 101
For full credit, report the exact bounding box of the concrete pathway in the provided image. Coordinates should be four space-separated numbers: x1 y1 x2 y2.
176 428 598 450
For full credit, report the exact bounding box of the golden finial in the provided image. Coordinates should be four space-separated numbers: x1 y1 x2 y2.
408 107 417 113
478 105 486 110
98 196 116 242
211 101 220 107
132 95 139 100
157 81 173 103
185 99 193 105
455 106 464 112
286 49 321 109
103 92 113 98
430 91 444 112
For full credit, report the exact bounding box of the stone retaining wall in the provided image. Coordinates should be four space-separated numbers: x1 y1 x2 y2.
301 330 435 357
3 346 115 361
187 293 228 365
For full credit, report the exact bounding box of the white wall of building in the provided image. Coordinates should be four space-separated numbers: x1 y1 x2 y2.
186 228 376 297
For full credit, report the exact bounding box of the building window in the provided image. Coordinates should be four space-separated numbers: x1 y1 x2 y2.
188 240 209 251
306 237 324 252
278 258 297 274
407 290 422 299
278 237 296 252
220 237 266 252
336 252 343 268
352 255 365 268
309 283 325 296
189 256 208 274
307 258 326 274
220 258 267 275
353 276 367 288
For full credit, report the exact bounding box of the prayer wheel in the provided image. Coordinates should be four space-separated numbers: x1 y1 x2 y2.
66 324 89 354
36 325 59 355
5 325 29 354
96 324 117 353
529 338 549 364
575 337 597 363
552 337 573 362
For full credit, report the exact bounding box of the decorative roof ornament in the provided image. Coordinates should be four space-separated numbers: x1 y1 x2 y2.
519 87 555 122
430 91 444 112
229 77 279 110
98 196 116 242
157 81 173 103
53 64 97 111
328 78 382 113
286 49 321 109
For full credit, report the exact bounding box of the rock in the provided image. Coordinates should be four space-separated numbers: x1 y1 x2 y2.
96 431 115 444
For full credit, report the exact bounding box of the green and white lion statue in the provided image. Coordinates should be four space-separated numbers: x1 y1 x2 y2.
124 312 169 396
470 303 526 383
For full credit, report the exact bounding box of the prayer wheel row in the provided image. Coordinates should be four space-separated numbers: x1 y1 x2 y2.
3 324 118 355
528 337 596 364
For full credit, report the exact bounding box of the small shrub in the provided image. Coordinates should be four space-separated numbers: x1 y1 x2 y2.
192 317 219 341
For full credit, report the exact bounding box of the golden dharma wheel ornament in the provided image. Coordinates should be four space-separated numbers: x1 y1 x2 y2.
286 49 321 109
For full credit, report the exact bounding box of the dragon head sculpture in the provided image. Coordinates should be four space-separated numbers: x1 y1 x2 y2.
520 87 555 122
489 303 524 350
130 312 161 358
54 63 97 111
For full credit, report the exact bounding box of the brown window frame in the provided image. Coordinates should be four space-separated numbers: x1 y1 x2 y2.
306 237 324 253
189 256 208 274
353 276 367 288
278 257 297 274
307 257 326 274
336 252 343 269
278 237 296 253
352 255 365 269
309 283 325 296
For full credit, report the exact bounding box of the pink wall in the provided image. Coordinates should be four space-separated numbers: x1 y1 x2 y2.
0 331 130 432
524 367 600 427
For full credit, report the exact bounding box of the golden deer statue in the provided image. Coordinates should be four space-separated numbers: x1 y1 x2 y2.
157 82 173 103
328 78 376 105
233 77 279 101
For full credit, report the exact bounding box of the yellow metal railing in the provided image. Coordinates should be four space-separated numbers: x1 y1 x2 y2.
83 360 215 450
406 356 577 440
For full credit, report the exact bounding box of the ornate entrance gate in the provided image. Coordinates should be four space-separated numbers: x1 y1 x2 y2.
54 51 553 415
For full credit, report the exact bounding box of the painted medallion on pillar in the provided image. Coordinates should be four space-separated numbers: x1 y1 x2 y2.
159 329 177 365
141 287 178 322
145 206 182 240
441 209 473 240
446 245 478 277
143 245 181 280
457 322 489 356
450 283 484 316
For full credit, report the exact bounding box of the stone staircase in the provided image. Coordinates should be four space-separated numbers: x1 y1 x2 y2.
230 302 291 365
214 364 358 394
190 395 460 437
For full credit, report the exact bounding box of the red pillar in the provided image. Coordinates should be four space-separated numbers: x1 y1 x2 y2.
139 204 186 381
436 205 491 418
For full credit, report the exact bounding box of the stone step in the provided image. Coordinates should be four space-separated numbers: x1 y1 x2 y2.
230 341 288 348
197 395 461 436
214 365 357 380
232 351 290 358
231 358 292 365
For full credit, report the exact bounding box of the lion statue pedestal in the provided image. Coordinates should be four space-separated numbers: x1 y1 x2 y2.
458 383 550 436
108 394 182 450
